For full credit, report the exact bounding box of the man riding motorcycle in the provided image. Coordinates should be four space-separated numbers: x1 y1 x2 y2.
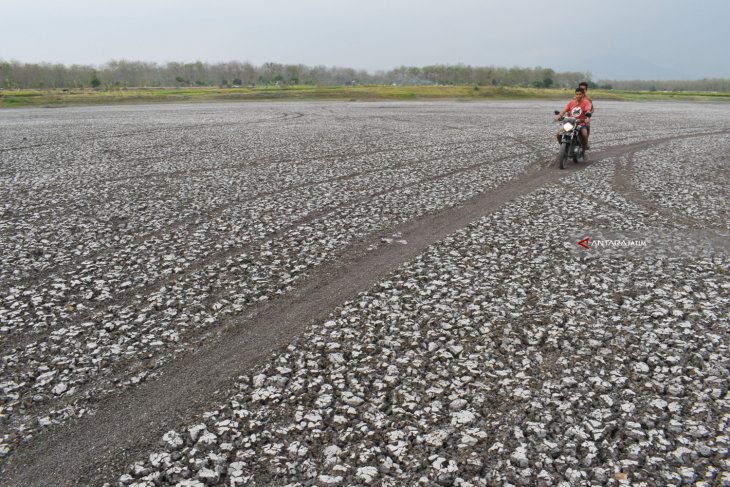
555 87 591 152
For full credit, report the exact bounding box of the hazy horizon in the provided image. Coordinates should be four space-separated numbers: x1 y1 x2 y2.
3 0 728 81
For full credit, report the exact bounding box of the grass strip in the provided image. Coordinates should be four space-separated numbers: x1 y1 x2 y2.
2 85 729 108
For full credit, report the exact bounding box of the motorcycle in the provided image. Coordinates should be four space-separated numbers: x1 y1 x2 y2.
554 111 591 169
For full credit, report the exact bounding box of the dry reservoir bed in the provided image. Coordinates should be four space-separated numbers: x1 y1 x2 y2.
0 101 728 486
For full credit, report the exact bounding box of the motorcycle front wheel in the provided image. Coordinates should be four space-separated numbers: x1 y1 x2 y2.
557 142 569 169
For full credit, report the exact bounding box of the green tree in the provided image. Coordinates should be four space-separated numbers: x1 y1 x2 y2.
533 76 553 88
90 72 101 88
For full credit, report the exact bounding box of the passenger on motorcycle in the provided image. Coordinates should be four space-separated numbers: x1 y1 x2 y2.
578 82 594 116
555 87 591 151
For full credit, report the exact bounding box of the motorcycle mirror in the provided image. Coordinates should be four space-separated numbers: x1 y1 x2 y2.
586 112 592 118
554 110 560 115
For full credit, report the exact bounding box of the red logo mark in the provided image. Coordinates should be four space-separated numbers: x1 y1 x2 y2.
578 237 590 249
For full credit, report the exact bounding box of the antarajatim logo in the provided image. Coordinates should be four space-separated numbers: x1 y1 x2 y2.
577 236 647 249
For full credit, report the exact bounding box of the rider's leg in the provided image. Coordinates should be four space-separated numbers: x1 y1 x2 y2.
580 127 589 151
556 129 562 145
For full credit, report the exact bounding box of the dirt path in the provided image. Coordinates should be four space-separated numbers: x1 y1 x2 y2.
612 152 712 228
1 132 725 486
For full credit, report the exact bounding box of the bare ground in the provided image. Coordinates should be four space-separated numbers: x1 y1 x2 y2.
1 128 725 486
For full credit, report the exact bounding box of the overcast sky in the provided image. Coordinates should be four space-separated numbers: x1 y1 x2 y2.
2 0 728 80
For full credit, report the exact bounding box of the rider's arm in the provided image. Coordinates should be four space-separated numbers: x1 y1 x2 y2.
581 100 592 121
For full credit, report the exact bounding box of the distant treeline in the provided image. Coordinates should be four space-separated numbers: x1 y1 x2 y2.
594 79 730 92
1 60 589 89
1 60 727 91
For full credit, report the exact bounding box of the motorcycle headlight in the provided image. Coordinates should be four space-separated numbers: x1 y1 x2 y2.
563 122 574 132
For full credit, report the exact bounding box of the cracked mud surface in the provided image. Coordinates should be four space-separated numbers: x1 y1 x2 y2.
0 101 728 486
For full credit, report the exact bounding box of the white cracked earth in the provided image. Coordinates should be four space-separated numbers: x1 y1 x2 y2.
0 100 728 486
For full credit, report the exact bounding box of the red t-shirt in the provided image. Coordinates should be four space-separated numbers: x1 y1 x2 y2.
564 99 592 123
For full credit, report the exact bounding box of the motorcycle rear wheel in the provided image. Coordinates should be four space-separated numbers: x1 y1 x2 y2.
576 146 589 163
573 148 583 164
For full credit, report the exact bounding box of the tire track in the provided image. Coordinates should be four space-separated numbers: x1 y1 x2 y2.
1 145 531 352
613 152 714 228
